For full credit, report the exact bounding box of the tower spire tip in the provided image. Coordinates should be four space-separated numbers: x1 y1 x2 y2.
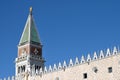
30 7 33 14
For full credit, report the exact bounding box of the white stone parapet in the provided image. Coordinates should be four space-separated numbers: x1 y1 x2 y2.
0 76 15 80
28 46 119 76
1 46 119 78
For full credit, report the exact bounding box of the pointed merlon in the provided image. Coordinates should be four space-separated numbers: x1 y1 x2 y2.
58 62 62 69
87 54 91 62
69 59 73 67
93 52 98 60
81 55 85 63
106 48 111 57
53 64 57 70
63 60 67 68
12 76 15 80
99 50 104 59
44 66 47 73
113 46 117 55
75 57 79 65
8 77 10 80
49 65 52 72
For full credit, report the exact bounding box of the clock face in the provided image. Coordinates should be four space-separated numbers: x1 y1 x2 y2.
34 48 38 55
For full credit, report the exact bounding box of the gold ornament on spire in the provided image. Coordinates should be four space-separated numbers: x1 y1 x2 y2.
30 7 33 15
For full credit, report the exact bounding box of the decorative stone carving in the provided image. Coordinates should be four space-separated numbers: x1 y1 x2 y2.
34 48 38 55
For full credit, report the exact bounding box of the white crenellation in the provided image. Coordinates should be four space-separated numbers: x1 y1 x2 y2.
81 55 85 63
39 46 119 74
87 54 91 62
53 64 57 71
0 76 17 80
63 60 67 68
113 46 117 55
75 57 79 65
106 48 111 57
1 47 119 78
58 62 62 69
93 52 98 60
44 66 47 73
49 65 52 72
69 59 73 67
99 50 104 59
12 76 15 80
7 77 10 80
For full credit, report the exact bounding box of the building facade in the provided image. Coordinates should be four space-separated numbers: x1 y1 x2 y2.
0 7 120 80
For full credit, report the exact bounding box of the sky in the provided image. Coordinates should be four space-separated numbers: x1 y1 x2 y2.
0 0 120 78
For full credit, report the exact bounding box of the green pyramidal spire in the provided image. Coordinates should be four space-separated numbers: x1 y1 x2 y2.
19 7 41 45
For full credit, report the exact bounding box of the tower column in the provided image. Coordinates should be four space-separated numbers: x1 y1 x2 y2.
15 7 45 76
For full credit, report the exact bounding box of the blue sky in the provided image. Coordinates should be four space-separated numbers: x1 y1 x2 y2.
0 0 120 78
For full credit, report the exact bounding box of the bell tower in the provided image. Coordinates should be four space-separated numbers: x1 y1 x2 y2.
15 7 45 76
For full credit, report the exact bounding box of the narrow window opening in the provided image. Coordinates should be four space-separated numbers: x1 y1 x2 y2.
108 67 112 73
83 73 87 79
55 77 59 80
18 67 20 73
